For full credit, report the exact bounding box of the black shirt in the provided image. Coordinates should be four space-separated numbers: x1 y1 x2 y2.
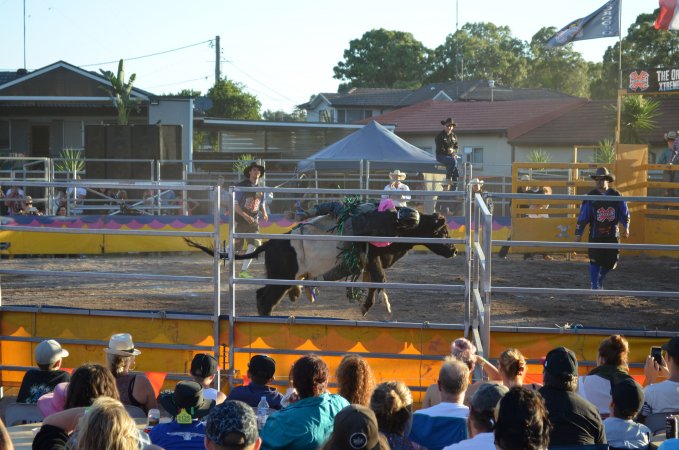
17 369 70 403
539 385 606 446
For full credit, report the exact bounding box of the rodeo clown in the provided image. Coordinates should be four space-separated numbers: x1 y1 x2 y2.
574 167 630 290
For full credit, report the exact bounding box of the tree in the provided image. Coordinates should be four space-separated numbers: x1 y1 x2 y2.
262 109 307 122
175 89 202 97
428 23 528 86
611 95 660 144
526 27 592 97
99 59 140 125
207 78 261 120
333 28 431 89
591 9 679 98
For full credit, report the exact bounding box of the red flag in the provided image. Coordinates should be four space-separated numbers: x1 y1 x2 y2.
655 0 679 30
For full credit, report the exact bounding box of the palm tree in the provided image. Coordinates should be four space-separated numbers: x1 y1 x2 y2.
611 96 660 144
99 59 140 125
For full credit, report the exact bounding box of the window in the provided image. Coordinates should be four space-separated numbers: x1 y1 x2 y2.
463 147 483 167
337 109 372 124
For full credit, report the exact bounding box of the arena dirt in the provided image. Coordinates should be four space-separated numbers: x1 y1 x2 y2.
1 251 677 331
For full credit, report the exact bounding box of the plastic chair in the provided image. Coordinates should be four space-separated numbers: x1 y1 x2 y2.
124 405 147 419
644 411 679 435
4 403 45 426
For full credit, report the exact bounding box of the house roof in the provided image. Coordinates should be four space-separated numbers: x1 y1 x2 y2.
509 96 679 147
300 81 577 110
367 98 586 137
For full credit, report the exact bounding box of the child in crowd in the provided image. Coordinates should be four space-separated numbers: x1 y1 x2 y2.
226 354 283 410
190 353 226 404
17 339 70 403
603 378 651 449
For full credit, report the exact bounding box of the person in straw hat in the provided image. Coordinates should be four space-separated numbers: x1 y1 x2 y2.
574 167 630 290
234 161 268 278
104 332 158 413
381 169 411 207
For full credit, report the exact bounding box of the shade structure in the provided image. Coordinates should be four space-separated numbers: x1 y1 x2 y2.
297 120 438 173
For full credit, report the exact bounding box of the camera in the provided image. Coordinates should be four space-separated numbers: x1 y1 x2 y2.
650 346 665 366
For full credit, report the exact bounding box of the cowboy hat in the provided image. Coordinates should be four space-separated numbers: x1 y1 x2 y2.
104 333 141 356
160 381 215 419
665 131 677 141
469 178 484 185
389 170 406 180
440 117 457 127
243 161 265 178
590 167 615 182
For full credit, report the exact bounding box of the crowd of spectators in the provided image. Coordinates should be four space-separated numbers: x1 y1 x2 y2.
2 334 678 450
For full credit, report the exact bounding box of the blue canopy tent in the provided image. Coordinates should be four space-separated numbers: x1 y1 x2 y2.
297 120 438 173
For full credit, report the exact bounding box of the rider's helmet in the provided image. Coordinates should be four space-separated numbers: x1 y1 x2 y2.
396 207 420 230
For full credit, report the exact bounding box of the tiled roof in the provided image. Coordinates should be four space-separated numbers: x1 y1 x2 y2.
368 98 585 135
0 70 27 86
509 96 679 146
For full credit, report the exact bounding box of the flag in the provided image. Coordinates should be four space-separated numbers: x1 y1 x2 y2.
655 0 679 30
545 0 621 49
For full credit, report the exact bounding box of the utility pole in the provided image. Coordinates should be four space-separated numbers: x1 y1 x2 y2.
23 0 27 69
215 35 221 85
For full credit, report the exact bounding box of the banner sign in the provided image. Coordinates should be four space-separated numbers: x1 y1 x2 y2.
626 68 679 94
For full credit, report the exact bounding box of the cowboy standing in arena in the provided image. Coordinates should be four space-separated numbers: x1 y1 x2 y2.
435 117 461 191
382 169 411 207
575 167 630 290
234 161 268 278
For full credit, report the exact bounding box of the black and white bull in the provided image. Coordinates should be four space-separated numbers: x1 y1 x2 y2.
231 211 457 316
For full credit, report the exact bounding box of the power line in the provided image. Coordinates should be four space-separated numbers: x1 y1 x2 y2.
79 39 213 68
145 75 210 90
224 60 299 105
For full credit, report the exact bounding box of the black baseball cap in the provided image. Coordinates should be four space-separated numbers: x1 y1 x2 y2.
662 336 679 360
543 347 578 379
191 353 218 378
159 380 215 419
331 405 381 450
611 378 644 414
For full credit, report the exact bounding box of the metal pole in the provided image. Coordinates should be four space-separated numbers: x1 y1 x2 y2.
464 163 472 336
228 187 236 391
212 185 222 393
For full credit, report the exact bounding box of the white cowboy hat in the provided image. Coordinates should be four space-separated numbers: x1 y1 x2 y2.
469 178 484 185
389 170 406 180
104 333 141 356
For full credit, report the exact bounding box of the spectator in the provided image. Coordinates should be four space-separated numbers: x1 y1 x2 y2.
370 381 417 450
336 354 375 406
17 339 70 403
32 396 152 450
37 363 118 417
578 334 634 416
382 170 411 207
56 205 67 216
603 378 651 449
494 387 552 450
104 332 158 413
4 187 24 215
259 354 348 450
443 383 509 450
20 195 42 215
539 346 606 446
641 336 679 418
227 354 283 410
423 338 500 408
319 404 390 450
658 130 679 197
409 358 470 449
204 400 261 450
498 347 541 390
190 353 226 404
150 380 216 449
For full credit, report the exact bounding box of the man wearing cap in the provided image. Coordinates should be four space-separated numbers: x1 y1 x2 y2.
17 339 70 403
191 353 226 404
435 118 461 191
539 347 606 447
603 378 651 449
227 354 283 410
150 380 216 449
443 383 508 450
659 131 679 197
409 358 470 449
575 167 630 290
641 336 679 418
382 170 411 207
205 400 261 450
234 161 268 278
320 404 388 450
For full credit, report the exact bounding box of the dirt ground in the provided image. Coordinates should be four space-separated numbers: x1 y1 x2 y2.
1 250 677 331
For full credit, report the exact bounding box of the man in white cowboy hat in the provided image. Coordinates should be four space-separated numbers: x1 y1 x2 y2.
575 167 630 290
234 161 269 278
381 169 411 207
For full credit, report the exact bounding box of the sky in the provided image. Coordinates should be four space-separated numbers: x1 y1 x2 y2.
0 0 658 113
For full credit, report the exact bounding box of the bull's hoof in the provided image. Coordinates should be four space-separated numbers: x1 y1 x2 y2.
361 304 370 316
288 286 301 303
304 287 318 303
378 291 392 314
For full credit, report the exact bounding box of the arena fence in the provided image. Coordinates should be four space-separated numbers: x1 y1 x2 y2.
1 169 678 401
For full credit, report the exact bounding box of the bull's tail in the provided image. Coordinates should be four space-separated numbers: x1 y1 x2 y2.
183 237 268 260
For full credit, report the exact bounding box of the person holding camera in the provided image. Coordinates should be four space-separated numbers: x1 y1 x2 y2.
20 195 42 215
435 117 461 191
641 337 679 419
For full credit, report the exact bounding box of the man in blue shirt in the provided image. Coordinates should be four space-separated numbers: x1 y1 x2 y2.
575 167 630 290
227 354 284 410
